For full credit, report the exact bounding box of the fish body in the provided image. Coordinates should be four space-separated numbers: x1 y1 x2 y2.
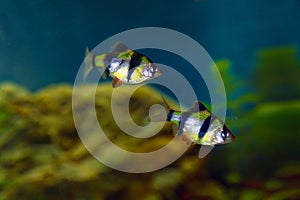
162 98 235 147
84 42 162 87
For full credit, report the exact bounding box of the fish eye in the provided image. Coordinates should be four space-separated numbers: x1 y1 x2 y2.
220 130 227 141
110 58 123 69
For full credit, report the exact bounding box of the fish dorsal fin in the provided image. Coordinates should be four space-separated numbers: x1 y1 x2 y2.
161 96 171 111
187 101 208 113
111 42 130 53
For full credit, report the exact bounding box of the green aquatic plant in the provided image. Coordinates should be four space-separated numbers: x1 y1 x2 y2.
253 46 300 102
0 112 9 125
244 100 300 161
208 47 300 199
214 59 259 127
266 189 300 200
229 46 300 177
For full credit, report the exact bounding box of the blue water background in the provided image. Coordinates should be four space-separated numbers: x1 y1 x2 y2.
1 0 299 90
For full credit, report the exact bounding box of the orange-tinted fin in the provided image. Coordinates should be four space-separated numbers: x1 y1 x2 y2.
112 77 123 88
83 47 95 80
181 134 193 145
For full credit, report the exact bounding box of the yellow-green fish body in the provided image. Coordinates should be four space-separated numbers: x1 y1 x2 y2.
84 43 162 87
163 98 235 146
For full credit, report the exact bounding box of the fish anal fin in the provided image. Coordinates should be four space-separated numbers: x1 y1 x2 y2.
111 42 130 53
112 77 123 88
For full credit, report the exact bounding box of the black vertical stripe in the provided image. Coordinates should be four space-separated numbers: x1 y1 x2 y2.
198 103 207 111
167 110 174 121
198 116 211 138
127 53 142 81
104 67 110 78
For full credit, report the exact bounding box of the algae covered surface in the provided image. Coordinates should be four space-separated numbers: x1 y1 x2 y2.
0 82 214 200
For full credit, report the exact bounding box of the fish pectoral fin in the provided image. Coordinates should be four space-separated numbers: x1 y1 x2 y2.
111 42 130 53
181 134 193 145
187 101 208 113
112 77 123 88
198 145 214 159
173 132 193 145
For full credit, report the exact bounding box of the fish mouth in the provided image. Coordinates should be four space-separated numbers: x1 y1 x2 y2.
219 132 235 144
154 68 163 77
227 131 235 143
223 125 235 143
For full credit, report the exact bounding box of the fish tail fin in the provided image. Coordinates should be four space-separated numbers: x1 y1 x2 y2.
149 96 173 122
84 47 109 80
83 47 95 80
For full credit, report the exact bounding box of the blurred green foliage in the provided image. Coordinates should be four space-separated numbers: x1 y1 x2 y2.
211 46 300 182
253 46 300 101
214 59 259 130
208 46 300 199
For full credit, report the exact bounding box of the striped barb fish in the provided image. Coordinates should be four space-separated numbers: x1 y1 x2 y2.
84 42 162 88
155 97 235 158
